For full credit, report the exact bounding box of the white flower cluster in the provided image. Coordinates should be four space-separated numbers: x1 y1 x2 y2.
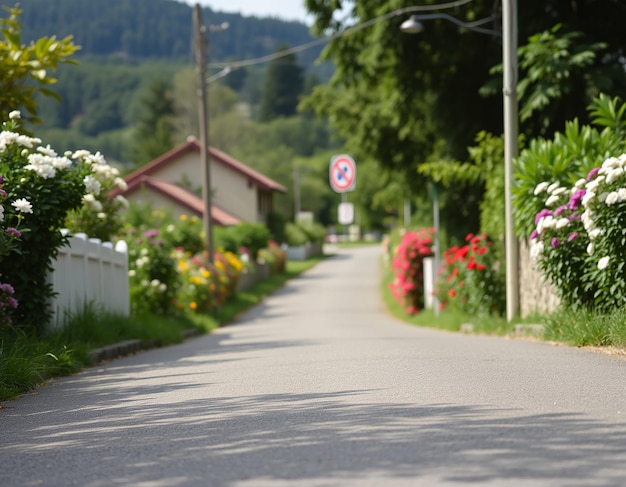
531 153 626 270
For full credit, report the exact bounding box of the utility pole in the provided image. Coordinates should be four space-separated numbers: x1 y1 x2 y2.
193 4 214 264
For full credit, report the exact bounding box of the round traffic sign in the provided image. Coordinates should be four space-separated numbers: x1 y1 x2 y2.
329 154 356 193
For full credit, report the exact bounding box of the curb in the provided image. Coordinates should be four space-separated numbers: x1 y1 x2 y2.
89 329 203 364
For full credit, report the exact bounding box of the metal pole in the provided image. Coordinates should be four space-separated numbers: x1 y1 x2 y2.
294 165 301 218
431 182 440 316
503 0 519 320
193 4 214 264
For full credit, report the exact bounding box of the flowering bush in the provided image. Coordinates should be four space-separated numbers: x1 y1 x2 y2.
0 112 122 329
530 153 626 311
435 233 505 316
64 151 128 242
388 228 433 314
175 248 243 313
0 281 18 328
126 227 180 316
162 214 205 255
258 242 286 275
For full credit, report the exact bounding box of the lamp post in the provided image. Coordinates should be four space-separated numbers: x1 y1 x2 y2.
401 4 519 321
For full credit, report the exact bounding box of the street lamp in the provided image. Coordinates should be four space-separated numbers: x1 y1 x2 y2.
400 4 519 321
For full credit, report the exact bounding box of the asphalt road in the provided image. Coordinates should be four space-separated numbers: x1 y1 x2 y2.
2 245 626 487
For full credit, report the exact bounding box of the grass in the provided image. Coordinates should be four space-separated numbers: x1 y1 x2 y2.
381 252 626 351
0 255 325 403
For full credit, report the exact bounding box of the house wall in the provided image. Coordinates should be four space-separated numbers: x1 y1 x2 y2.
144 151 259 222
130 186 194 219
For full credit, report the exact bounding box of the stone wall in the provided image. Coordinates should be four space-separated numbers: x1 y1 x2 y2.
518 238 561 317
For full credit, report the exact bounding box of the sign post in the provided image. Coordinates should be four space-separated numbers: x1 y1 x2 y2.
329 155 356 239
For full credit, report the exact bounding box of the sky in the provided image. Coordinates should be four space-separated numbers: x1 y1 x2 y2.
185 0 312 24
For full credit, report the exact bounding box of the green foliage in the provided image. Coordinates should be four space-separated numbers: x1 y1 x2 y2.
0 117 101 330
64 152 129 242
0 5 79 125
513 94 626 238
529 151 626 313
258 243 287 275
214 222 270 259
125 227 180 316
128 78 175 167
482 24 612 138
259 44 304 122
435 233 506 317
285 221 326 246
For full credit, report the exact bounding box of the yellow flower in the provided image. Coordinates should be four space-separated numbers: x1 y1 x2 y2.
190 301 197 310
202 270 210 278
180 214 188 221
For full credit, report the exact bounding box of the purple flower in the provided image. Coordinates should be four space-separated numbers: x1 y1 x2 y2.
568 189 586 210
0 282 14 294
567 232 578 242
5 227 21 238
535 209 553 225
551 237 560 249
7 296 18 308
144 229 159 238
530 229 538 240
587 167 600 181
554 205 568 216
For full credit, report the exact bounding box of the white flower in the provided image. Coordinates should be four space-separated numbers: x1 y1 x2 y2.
12 198 33 214
574 178 587 189
128 269 136 277
159 283 167 292
598 256 610 270
9 110 20 120
547 182 560 193
0 205 4 222
556 218 570 229
534 182 550 195
37 145 57 157
582 191 596 207
114 177 128 191
587 242 595 255
606 167 624 184
545 194 561 207
114 194 129 208
551 187 568 196
72 150 91 160
83 175 101 195
151 279 161 287
605 192 620 205
602 157 619 170
97 212 107 219
166 224 175 233
530 240 544 260
589 228 603 240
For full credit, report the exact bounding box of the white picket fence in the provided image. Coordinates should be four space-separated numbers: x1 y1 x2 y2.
48 231 130 329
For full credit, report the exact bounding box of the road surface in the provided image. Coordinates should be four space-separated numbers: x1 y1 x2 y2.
2 245 626 486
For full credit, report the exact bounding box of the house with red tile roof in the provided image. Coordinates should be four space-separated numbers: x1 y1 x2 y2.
114 137 287 225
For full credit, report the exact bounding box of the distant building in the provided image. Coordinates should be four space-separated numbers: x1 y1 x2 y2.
114 137 286 225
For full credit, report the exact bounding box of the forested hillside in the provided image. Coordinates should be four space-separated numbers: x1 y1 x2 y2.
14 0 321 66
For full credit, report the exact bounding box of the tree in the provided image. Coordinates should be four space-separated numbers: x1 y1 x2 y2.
259 44 305 122
129 78 175 167
0 5 79 124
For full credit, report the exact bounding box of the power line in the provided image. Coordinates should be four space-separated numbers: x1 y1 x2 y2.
207 0 479 73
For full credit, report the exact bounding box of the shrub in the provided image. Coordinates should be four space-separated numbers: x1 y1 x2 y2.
388 228 433 314
530 154 626 312
0 113 121 330
126 227 179 316
435 233 505 316
258 242 286 275
64 151 128 242
214 222 270 259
